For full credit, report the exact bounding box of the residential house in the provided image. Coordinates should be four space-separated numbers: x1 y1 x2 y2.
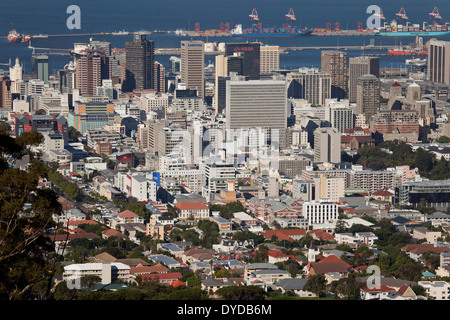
267 250 290 264
145 253 181 269
247 269 291 285
130 263 169 277
401 243 450 261
359 285 398 300
201 278 235 295
212 239 255 253
139 272 183 285
262 229 307 242
274 278 316 298
182 248 217 264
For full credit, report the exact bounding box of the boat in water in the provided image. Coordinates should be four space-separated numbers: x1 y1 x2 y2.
7 30 22 43
231 24 312 37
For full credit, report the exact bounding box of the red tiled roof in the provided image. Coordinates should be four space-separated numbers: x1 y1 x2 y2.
175 202 209 210
391 82 402 87
172 280 187 288
140 272 183 281
318 255 352 268
130 263 169 274
308 229 335 241
67 220 99 226
361 285 395 293
371 190 394 196
118 209 139 218
267 250 288 258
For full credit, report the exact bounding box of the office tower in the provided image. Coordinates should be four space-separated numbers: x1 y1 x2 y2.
224 42 260 80
181 40 205 99
75 48 111 96
321 50 348 99
260 45 280 74
348 56 380 103
313 127 341 163
214 53 244 114
356 74 380 117
287 68 331 106
153 61 166 93
32 55 49 83
0 77 12 109
124 34 154 92
226 77 287 148
428 39 450 85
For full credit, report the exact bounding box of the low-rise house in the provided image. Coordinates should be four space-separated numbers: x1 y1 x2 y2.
101 228 127 240
396 284 418 300
262 229 307 242
401 243 450 261
146 254 181 269
130 263 169 277
48 232 100 255
139 272 183 285
308 229 335 241
212 239 254 253
360 285 398 300
274 278 316 298
182 248 217 264
335 233 359 245
355 232 378 247
112 210 144 228
244 263 279 282
201 278 235 294
247 269 291 285
267 250 290 264
158 243 184 258
232 211 257 226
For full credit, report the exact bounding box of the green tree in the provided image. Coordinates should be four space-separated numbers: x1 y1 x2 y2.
304 274 327 297
215 286 266 300
0 130 62 300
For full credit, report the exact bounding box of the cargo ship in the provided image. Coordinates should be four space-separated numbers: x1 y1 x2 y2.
231 8 312 37
373 7 450 36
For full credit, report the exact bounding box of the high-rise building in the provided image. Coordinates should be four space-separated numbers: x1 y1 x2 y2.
356 74 380 117
325 99 354 133
287 68 331 106
428 39 450 85
260 45 280 74
0 77 12 109
313 127 341 163
75 48 111 96
153 61 166 93
181 40 205 99
224 43 260 80
169 56 181 73
214 53 245 114
321 50 348 99
226 77 287 148
124 34 154 92
348 56 380 103
31 55 49 83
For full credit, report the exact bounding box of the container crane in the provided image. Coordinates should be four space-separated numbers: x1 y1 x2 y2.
285 8 296 22
374 7 386 20
249 8 259 22
396 7 408 20
429 7 442 21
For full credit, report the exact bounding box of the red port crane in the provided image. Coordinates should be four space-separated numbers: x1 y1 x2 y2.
429 7 442 20
285 8 296 21
249 8 259 21
396 7 408 20
374 7 386 20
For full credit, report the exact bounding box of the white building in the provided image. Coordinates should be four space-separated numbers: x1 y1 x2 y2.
418 281 450 300
302 200 339 225
63 262 131 285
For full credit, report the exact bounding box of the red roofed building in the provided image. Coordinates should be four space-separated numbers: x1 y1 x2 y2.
267 250 290 264
308 229 335 241
116 210 143 224
67 220 99 231
175 202 210 221
371 190 394 203
130 263 169 276
341 127 375 150
360 285 396 300
262 229 307 242
139 272 183 285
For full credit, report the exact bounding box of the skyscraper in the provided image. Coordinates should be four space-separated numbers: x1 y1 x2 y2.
348 56 380 103
286 68 331 106
214 53 244 114
321 50 348 99
224 43 260 80
428 39 450 85
356 74 380 117
32 55 49 83
181 40 205 99
75 48 111 96
153 61 166 93
124 34 154 92
260 45 280 74
226 77 287 148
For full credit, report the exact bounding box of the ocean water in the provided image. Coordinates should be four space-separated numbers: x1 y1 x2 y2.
1 0 449 73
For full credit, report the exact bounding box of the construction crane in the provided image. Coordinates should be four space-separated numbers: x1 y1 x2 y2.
429 7 442 21
249 8 259 22
396 7 408 20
